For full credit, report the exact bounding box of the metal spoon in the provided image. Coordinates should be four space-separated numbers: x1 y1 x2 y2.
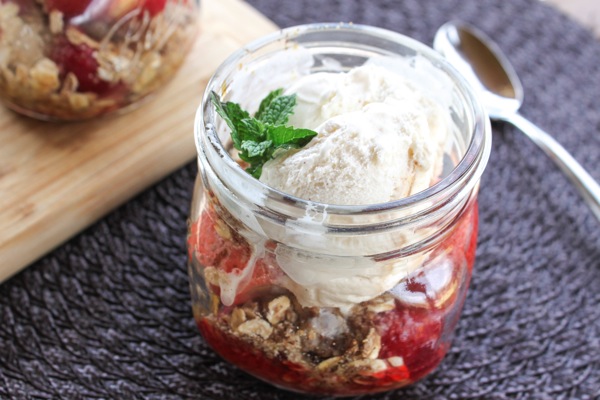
434 21 600 221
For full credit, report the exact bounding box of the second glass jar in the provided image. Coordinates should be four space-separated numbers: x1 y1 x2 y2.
0 0 199 121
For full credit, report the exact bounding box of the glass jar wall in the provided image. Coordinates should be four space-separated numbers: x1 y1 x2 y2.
187 24 491 396
0 0 199 121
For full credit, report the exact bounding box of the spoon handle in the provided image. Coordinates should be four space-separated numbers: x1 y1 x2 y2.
507 112 600 221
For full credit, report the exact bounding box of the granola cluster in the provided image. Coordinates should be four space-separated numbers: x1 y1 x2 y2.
0 1 197 120
199 291 414 394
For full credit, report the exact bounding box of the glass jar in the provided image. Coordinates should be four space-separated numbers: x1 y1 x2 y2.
0 0 199 121
187 24 491 396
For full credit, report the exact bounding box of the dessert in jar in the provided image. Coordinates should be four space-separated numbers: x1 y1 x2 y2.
0 0 199 121
187 24 491 396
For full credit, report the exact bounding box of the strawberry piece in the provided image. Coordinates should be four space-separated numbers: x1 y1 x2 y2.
50 37 118 95
371 363 410 385
142 0 167 16
374 305 446 382
188 208 281 305
231 256 281 305
188 207 252 273
45 0 93 18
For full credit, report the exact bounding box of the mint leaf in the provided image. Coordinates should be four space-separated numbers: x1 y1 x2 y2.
211 88 317 179
259 94 297 125
268 125 317 147
210 91 250 149
238 151 260 164
237 118 267 142
210 91 235 130
241 140 272 158
255 88 283 120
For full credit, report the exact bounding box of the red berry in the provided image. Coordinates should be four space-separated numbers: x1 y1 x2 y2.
370 363 410 385
375 305 445 381
232 255 282 305
50 37 118 95
142 0 167 16
188 208 281 305
45 0 93 18
188 207 252 273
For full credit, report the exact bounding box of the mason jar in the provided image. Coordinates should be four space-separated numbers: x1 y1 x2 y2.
187 23 491 396
0 0 199 121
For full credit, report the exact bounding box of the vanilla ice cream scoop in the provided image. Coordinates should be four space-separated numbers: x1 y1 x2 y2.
260 64 447 205
252 62 453 310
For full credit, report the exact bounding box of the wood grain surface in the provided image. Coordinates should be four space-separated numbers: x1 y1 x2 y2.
0 0 277 282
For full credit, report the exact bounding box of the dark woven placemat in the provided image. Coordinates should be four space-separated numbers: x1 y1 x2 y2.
1 0 599 399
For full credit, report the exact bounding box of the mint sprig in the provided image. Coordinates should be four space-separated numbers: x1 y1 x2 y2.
210 89 318 179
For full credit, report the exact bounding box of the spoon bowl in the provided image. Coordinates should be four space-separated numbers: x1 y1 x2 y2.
434 21 600 221
434 22 523 118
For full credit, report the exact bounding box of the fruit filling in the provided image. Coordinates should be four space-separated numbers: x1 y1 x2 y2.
188 199 478 396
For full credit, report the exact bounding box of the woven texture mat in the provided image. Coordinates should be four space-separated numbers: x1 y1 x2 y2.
2 0 600 398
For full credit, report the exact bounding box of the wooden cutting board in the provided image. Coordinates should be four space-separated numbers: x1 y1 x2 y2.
0 0 277 283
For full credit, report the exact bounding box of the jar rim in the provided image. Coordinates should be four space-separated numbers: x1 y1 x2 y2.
194 23 491 219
